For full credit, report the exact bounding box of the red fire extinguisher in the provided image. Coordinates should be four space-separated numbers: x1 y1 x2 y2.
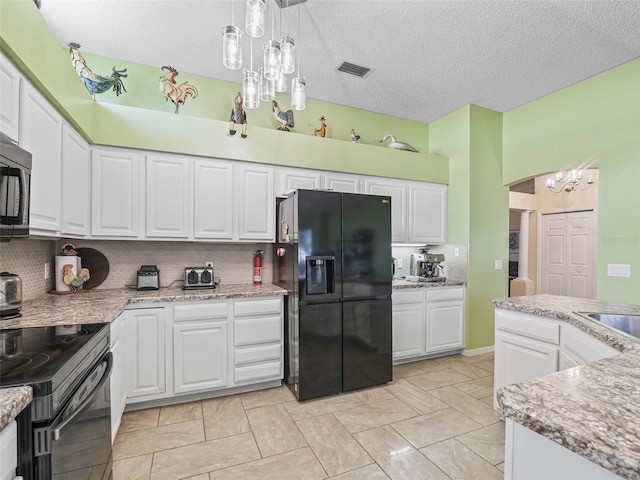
253 250 264 285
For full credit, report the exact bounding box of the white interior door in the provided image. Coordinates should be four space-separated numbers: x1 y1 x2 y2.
540 210 596 298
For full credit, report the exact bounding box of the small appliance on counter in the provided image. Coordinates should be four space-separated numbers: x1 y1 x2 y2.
409 248 446 282
0 271 22 319
137 265 160 290
183 266 215 289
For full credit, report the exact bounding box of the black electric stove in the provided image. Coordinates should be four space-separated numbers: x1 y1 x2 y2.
0 323 110 420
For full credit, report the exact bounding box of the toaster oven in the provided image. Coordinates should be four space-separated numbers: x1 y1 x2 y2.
183 267 215 289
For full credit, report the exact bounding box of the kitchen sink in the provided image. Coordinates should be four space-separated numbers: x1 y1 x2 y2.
574 312 640 340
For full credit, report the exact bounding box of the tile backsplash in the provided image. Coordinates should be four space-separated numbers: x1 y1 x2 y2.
392 244 468 282
0 238 272 300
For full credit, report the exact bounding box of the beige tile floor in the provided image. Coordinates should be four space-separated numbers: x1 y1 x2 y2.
113 353 504 480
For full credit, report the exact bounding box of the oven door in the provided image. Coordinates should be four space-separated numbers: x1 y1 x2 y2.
32 352 113 480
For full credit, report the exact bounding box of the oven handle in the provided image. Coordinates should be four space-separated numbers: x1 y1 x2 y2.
50 352 113 441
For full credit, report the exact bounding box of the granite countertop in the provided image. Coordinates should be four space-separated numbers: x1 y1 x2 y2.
0 283 287 330
493 294 640 479
0 386 32 431
392 278 466 289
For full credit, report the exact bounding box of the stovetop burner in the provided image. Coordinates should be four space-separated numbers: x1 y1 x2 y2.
0 352 50 377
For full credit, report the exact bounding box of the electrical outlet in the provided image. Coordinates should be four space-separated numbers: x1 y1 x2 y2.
44 262 51 279
397 259 403 269
454 247 460 257
495 260 503 270
205 261 214 268
607 264 631 278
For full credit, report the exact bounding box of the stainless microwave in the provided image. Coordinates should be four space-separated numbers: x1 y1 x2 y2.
0 138 31 241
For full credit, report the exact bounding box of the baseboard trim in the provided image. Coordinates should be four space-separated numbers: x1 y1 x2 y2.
462 345 495 357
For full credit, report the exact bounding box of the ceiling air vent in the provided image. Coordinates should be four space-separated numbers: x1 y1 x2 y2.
337 61 373 78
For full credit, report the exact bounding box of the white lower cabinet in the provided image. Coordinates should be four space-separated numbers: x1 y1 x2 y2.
126 306 167 400
0 420 17 480
173 302 229 394
392 286 464 362
109 313 127 442
122 296 283 406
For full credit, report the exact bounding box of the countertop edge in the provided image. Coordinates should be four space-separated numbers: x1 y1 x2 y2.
0 386 32 431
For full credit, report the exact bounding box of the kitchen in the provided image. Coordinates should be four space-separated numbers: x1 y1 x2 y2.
1 0 640 479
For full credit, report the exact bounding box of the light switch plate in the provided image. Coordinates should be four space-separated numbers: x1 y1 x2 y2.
607 264 631 277
397 259 403 269
495 260 503 270
44 262 51 280
454 248 460 257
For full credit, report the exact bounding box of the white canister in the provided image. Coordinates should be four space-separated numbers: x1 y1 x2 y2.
55 256 80 292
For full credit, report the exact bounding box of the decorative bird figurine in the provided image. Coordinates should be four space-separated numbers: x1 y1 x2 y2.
379 134 419 153
350 129 360 143
62 265 91 291
314 116 327 137
159 66 198 114
272 101 295 131
68 43 127 100
229 92 248 138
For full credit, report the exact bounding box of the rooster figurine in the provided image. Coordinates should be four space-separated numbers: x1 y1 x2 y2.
159 66 199 114
68 43 127 100
62 265 91 291
350 129 360 143
229 92 248 138
272 101 295 131
314 116 327 137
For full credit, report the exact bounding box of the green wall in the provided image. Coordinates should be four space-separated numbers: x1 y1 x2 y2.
429 105 507 350
504 59 640 303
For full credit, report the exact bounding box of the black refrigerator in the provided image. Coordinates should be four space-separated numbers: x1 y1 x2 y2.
274 189 393 401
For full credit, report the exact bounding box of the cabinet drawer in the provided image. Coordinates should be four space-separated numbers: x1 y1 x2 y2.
174 302 228 321
234 298 282 317
235 343 282 365
496 309 560 345
561 323 618 365
234 361 282 383
392 289 424 304
235 315 282 346
426 287 464 302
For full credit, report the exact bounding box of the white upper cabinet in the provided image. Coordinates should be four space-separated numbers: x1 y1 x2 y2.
237 164 274 241
60 125 90 236
323 172 361 193
20 80 62 234
146 154 191 238
194 159 234 240
365 178 408 243
92 148 142 237
409 182 447 244
275 167 322 197
0 51 21 142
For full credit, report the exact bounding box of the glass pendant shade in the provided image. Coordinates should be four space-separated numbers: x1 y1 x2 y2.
222 25 242 70
243 69 260 109
291 76 306 110
280 35 295 74
259 68 275 101
263 40 281 81
273 69 287 92
245 0 265 38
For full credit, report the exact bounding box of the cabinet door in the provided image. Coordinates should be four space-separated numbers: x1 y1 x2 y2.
365 178 407 243
146 154 191 238
276 167 321 197
173 321 228 394
425 300 463 352
409 182 447 244
61 125 90 236
20 81 62 233
494 331 558 399
127 308 166 398
392 301 425 360
92 148 141 237
109 314 127 442
237 164 274 240
0 51 21 142
323 172 361 193
194 159 234 239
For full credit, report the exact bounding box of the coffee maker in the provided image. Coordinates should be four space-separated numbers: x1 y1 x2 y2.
409 249 446 281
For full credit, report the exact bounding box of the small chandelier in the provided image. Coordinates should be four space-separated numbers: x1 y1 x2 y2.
245 0 266 38
222 0 242 70
546 169 594 193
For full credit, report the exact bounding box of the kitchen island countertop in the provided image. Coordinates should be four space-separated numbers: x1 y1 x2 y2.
494 294 640 479
0 386 32 431
0 283 287 330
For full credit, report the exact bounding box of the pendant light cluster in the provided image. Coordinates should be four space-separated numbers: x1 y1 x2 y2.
222 0 306 110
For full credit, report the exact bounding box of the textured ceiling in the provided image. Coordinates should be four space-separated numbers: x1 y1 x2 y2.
38 0 640 123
